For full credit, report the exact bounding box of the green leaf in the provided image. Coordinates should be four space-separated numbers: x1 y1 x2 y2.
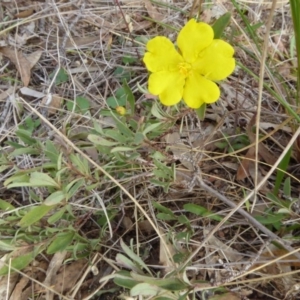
290 0 300 103
26 172 59 188
116 254 142 273
113 115 134 137
19 205 54 227
50 67 69 85
255 213 286 225
44 140 60 164
9 146 40 157
47 231 75 254
195 103 206 120
212 12 231 39
184 203 206 215
106 96 126 109
184 203 222 221
283 177 291 198
104 129 127 143
267 192 287 207
113 66 131 81
88 134 119 146
44 191 66 206
120 239 151 274
152 201 175 217
177 215 190 225
66 96 90 113
133 132 145 145
47 207 67 224
0 252 35 275
110 146 135 153
69 154 89 175
15 129 37 145
273 147 291 195
130 273 188 291
143 122 162 135
122 79 135 114
130 283 161 297
156 213 177 221
0 199 15 211
151 102 166 119
30 172 58 188
150 179 170 192
122 56 137 64
66 178 85 198
0 240 16 251
113 270 139 289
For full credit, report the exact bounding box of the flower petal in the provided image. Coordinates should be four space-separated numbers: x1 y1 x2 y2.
177 19 214 63
148 71 185 106
183 71 220 109
143 37 183 73
193 39 235 81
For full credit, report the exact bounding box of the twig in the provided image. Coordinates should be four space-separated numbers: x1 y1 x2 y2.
113 0 141 60
214 240 270 286
197 176 300 261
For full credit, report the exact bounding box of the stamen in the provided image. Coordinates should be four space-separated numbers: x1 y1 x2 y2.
178 62 191 77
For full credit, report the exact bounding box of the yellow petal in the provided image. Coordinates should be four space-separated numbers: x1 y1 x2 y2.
177 19 214 63
183 71 220 109
148 71 185 106
193 39 235 81
143 37 183 72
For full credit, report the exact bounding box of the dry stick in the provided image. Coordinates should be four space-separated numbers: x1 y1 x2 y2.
182 124 300 273
253 0 278 212
1 260 70 300
197 179 284 243
215 240 271 286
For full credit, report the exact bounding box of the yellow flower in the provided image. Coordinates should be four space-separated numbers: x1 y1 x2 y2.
116 106 126 115
143 19 235 109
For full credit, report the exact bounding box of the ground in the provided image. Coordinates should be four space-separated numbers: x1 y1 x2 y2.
0 0 300 299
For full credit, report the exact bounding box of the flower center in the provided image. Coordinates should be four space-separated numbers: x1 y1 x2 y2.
178 62 191 77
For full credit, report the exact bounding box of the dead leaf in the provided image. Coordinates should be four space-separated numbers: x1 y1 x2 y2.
236 147 255 180
10 275 30 300
165 132 194 171
53 259 86 294
159 229 176 274
144 0 164 21
8 22 36 47
122 216 133 231
41 94 63 115
0 255 19 299
134 20 153 31
253 244 297 294
14 9 35 19
237 114 277 180
0 47 42 86
0 244 33 299
20 87 45 98
203 228 244 282
42 251 67 300
204 228 244 263
247 114 277 166
0 86 15 101
26 51 42 69
138 220 154 234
